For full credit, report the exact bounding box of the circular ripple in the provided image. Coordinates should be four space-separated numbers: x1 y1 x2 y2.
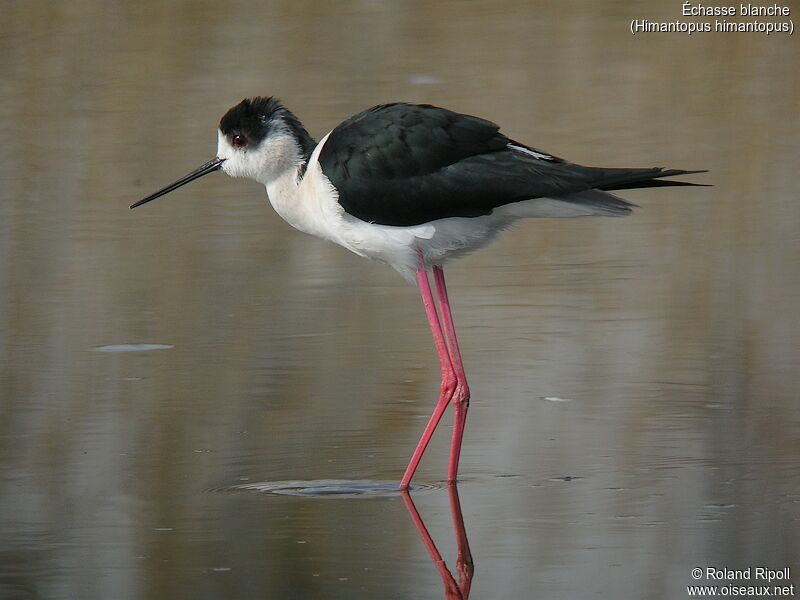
215 479 440 498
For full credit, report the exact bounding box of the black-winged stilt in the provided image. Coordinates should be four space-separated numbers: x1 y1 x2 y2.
131 97 705 489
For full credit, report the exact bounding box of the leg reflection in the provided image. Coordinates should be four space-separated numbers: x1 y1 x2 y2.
401 484 474 599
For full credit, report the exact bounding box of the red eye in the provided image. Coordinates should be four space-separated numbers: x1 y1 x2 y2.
231 134 246 148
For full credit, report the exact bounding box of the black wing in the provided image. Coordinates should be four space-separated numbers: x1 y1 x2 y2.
318 103 704 227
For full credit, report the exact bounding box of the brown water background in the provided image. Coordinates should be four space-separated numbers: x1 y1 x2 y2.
1 1 798 598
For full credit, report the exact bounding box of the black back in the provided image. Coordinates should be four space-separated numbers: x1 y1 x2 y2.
317 103 703 226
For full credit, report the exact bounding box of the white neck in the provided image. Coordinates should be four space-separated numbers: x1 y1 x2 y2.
264 133 344 242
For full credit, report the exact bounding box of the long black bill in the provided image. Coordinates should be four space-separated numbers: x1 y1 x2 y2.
130 157 225 209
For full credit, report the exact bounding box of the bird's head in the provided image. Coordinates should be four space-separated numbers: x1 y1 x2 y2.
217 97 312 184
131 97 315 209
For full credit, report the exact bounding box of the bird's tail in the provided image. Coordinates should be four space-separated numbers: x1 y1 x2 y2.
591 167 709 192
554 167 708 216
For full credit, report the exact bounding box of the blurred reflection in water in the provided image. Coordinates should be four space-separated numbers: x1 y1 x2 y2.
403 486 474 600
0 0 798 599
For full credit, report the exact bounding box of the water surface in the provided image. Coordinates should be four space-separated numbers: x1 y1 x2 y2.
1 1 798 598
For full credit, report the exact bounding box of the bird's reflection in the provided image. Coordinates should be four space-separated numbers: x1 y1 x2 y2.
401 484 473 599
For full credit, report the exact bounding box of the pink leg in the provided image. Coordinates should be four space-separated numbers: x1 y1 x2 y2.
433 266 471 483
400 268 457 490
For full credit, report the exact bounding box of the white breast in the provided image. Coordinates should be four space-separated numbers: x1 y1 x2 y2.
264 133 442 281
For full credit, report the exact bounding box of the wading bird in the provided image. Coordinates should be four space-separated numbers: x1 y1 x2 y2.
132 97 704 489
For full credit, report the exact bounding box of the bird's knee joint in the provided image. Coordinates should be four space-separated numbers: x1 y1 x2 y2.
441 374 458 396
454 385 470 406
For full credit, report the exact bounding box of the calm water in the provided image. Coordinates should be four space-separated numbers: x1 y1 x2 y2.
1 1 798 599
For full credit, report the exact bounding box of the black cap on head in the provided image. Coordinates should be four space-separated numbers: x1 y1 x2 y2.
219 96 284 148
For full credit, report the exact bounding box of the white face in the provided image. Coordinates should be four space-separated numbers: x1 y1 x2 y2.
217 129 303 185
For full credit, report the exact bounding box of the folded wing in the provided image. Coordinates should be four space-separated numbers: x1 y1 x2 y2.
318 103 705 227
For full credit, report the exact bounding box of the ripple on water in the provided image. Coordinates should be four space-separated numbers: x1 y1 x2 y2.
93 344 174 353
212 479 440 498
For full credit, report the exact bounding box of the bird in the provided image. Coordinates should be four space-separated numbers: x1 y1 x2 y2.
131 97 705 490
